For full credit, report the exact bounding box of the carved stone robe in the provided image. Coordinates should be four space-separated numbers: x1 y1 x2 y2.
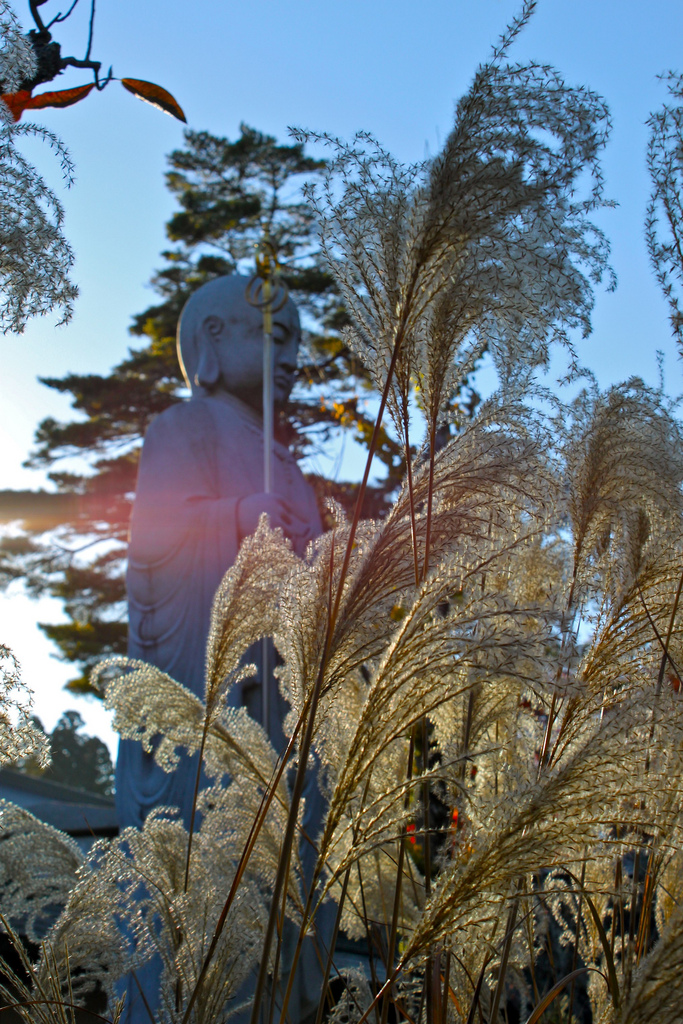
117 391 321 829
115 392 325 1024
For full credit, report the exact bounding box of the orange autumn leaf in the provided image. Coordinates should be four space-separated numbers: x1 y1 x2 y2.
28 82 95 111
120 78 186 122
2 83 96 121
1 90 33 121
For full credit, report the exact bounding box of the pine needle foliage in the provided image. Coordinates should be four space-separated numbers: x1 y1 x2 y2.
3 6 683 1024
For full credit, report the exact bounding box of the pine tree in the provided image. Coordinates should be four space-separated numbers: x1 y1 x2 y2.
1 124 417 693
21 710 114 796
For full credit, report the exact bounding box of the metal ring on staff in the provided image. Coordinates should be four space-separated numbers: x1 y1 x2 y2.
245 274 289 312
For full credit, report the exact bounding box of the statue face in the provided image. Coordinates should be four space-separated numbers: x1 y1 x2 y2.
213 295 301 410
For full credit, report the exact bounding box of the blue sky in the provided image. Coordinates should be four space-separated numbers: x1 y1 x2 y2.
2 0 683 754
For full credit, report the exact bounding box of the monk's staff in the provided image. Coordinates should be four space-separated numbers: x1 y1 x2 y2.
246 231 289 732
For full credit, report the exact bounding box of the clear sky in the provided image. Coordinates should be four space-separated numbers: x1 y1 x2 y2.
1 0 683 756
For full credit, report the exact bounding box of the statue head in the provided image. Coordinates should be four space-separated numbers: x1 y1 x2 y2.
177 274 301 410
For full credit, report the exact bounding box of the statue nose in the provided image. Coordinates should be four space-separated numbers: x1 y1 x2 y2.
278 355 296 373
276 335 299 373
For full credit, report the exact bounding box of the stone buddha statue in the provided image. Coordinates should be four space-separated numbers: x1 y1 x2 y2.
115 274 330 1024
116 274 322 833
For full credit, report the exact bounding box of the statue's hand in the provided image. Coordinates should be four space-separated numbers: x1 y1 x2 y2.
237 492 312 547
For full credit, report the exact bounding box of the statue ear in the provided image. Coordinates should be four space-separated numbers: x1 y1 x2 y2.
195 315 223 389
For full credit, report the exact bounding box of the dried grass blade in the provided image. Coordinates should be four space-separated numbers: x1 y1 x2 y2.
571 880 621 1009
523 968 601 1024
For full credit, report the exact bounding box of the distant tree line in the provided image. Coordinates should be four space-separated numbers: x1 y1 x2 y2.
20 709 113 796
